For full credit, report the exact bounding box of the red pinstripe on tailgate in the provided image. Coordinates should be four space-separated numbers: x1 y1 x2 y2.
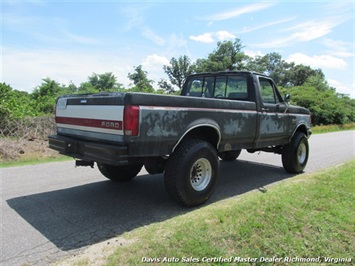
55 117 123 130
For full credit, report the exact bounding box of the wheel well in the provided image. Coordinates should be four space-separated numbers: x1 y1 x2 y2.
295 124 309 137
173 126 220 151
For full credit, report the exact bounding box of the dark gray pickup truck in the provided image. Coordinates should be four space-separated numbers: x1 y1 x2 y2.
49 71 312 206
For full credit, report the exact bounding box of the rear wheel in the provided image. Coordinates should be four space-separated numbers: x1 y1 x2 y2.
282 132 309 173
97 163 143 181
164 138 219 207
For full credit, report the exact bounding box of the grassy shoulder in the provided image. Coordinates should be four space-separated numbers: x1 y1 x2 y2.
311 123 355 134
62 160 354 266
0 154 71 168
0 137 71 168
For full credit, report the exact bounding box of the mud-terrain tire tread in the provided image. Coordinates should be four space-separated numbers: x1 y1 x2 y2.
282 132 309 173
164 138 219 207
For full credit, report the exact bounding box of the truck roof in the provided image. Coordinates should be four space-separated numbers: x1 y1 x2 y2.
187 70 268 78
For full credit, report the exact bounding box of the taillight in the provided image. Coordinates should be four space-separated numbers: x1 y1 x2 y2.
123 105 140 136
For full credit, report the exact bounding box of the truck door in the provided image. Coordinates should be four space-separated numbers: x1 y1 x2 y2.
257 77 290 146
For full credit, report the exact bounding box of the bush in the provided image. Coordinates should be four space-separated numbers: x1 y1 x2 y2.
280 85 354 125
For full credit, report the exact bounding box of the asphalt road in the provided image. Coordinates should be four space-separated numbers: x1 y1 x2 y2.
1 130 354 265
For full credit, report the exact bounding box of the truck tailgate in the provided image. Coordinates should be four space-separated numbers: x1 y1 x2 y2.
55 93 125 143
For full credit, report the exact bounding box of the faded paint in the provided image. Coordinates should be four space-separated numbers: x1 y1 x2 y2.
141 110 188 137
223 119 242 135
260 114 289 134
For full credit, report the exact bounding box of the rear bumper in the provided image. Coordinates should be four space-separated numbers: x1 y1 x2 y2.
48 134 129 165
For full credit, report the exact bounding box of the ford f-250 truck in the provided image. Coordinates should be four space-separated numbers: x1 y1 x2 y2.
49 71 311 206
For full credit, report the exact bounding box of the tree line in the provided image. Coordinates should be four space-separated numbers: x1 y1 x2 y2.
1 38 354 126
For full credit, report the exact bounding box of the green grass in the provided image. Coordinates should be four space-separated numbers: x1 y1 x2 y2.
68 160 355 266
312 123 355 134
0 155 71 168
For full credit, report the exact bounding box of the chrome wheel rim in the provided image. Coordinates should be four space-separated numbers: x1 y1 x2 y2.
297 142 307 164
190 158 212 191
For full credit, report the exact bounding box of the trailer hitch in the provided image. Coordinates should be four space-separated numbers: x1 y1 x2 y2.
75 160 94 168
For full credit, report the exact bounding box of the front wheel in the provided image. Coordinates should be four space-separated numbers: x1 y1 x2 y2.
97 163 143 181
282 132 309 173
164 139 219 207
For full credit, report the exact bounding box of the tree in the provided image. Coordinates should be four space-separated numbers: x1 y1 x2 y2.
0 83 13 120
193 39 247 72
303 74 329 92
77 81 97 94
163 55 193 91
127 65 154 92
158 78 176 94
32 78 61 99
280 84 354 125
245 52 293 86
88 72 122 91
285 65 324 87
66 81 79 94
31 78 63 114
1 83 39 120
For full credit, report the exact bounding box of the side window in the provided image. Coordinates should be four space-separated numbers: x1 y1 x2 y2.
186 78 203 97
259 78 280 104
186 76 215 98
227 76 248 100
211 75 248 99
214 76 227 97
185 75 248 100
203 77 215 98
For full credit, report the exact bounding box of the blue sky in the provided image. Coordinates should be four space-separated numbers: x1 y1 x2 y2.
1 0 354 97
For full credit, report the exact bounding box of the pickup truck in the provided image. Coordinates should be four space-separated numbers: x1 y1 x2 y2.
49 71 312 206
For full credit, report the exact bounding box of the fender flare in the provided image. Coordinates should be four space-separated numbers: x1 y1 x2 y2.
290 123 311 140
172 123 221 152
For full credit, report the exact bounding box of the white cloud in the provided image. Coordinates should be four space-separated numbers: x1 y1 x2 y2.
215 31 236 41
200 2 274 21
285 20 333 42
63 31 101 45
165 34 188 53
238 17 296 34
254 16 349 48
142 54 169 69
1 47 172 92
2 47 134 92
142 26 165 46
244 50 264 58
189 31 235 43
189 33 214 43
287 53 347 70
322 38 355 58
120 4 148 31
141 54 170 84
327 79 354 98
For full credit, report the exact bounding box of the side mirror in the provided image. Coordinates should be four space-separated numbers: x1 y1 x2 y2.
284 94 291 103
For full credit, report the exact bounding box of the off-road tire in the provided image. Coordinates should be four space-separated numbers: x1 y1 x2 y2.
97 163 143 181
219 150 241 161
282 132 309 173
164 138 219 207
